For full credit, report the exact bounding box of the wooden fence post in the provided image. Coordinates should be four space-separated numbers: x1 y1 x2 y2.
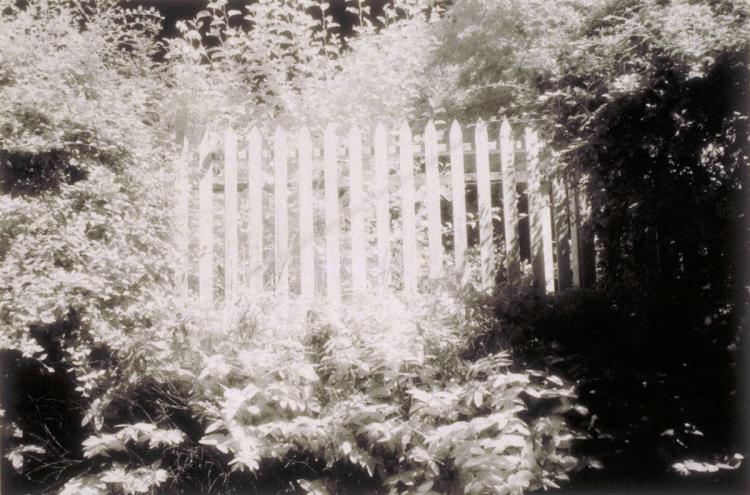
424 121 443 281
553 175 572 290
449 121 468 288
324 124 342 304
224 129 239 306
374 123 391 289
274 126 289 296
569 183 582 287
198 130 214 307
247 128 264 295
499 119 520 282
298 126 315 298
475 119 494 292
399 122 418 292
349 125 367 292
527 128 554 293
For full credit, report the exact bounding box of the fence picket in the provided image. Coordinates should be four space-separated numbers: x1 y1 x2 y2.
541 184 555 293
224 130 239 306
526 128 554 293
527 127 544 291
499 119 520 282
248 128 264 294
175 135 189 298
424 121 442 280
475 119 494 291
274 126 289 296
178 122 597 305
399 122 417 292
449 121 468 287
569 185 582 287
198 130 214 306
324 124 342 304
553 176 572 290
348 125 367 292
374 124 390 288
298 126 315 298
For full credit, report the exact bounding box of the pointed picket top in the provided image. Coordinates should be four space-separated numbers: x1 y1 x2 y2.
449 120 462 147
348 122 362 144
424 120 442 280
274 125 286 150
374 122 387 145
425 120 438 150
181 134 189 161
198 127 211 172
525 127 539 160
249 126 262 148
399 121 413 149
324 123 339 144
500 118 512 141
299 125 312 146
425 120 437 134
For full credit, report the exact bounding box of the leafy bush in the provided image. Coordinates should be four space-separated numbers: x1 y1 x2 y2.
0 2 178 491
464 285 745 490
55 292 588 494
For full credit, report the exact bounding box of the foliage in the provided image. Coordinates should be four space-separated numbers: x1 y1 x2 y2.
0 1 178 491
165 0 444 135
0 0 169 166
56 292 588 494
432 0 750 304
464 285 745 490
288 14 439 128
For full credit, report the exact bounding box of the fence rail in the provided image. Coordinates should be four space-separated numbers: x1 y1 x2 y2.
174 119 592 307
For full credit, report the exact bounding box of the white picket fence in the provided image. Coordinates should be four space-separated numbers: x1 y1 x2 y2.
173 119 589 308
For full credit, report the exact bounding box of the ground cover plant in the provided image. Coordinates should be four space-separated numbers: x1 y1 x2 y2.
47 292 588 494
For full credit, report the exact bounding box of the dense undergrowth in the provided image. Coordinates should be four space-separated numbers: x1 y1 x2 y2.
464 285 747 492
4 290 592 494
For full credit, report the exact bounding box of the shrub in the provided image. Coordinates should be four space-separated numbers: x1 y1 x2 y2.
464 285 745 489
56 291 588 494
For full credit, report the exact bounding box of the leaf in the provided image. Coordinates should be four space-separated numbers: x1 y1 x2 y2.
199 433 231 453
148 429 185 448
298 478 332 495
546 375 564 386
340 440 352 455
473 390 483 408
82 434 127 458
508 470 533 489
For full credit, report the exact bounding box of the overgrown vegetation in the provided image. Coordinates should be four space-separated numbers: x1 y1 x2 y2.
50 293 587 494
1 0 747 493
